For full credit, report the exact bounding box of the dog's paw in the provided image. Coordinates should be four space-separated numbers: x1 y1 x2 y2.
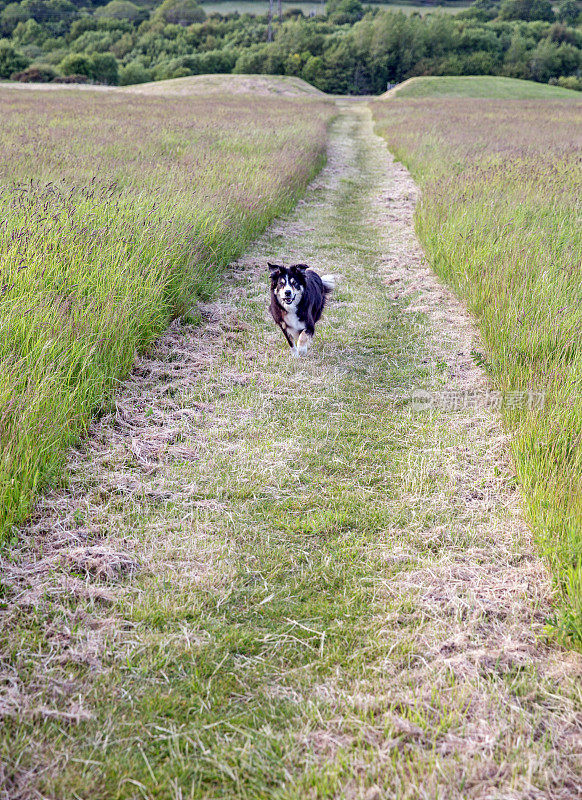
297 331 312 356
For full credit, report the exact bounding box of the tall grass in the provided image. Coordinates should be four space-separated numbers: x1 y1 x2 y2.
393 75 579 99
372 91 582 645
0 86 333 539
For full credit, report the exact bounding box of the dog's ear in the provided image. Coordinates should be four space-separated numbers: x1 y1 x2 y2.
292 263 309 273
268 262 282 277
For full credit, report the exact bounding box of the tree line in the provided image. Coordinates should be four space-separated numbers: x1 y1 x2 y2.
0 0 580 91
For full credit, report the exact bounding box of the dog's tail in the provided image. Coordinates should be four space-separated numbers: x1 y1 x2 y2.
320 274 335 293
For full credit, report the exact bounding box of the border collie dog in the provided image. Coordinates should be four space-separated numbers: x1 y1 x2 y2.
268 262 335 356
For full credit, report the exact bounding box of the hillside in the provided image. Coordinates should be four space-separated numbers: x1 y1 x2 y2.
386 74 582 98
122 73 326 95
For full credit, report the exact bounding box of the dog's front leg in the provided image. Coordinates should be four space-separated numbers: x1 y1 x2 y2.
280 326 297 353
297 330 313 356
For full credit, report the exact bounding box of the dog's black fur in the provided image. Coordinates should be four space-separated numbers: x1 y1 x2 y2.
268 262 334 355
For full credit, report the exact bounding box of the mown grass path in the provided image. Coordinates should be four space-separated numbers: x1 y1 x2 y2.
3 103 582 799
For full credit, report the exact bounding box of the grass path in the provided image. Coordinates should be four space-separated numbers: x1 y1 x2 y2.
2 103 582 799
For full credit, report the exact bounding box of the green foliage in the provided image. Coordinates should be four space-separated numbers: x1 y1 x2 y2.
0 0 580 93
90 50 118 81
153 0 205 26
59 49 118 81
326 0 363 24
118 56 150 82
499 0 554 22
0 2 28 35
556 72 582 88
233 42 284 74
0 36 27 74
154 46 236 78
457 0 498 22
59 50 93 75
2 0 78 36
528 37 580 80
556 0 580 25
12 16 44 43
94 0 147 22
11 60 56 78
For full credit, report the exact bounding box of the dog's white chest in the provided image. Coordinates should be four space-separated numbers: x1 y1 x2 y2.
281 307 304 337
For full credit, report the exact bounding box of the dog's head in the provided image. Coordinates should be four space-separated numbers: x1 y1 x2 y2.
268 263 307 308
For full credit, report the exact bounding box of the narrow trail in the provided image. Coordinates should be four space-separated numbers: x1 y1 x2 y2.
3 103 582 799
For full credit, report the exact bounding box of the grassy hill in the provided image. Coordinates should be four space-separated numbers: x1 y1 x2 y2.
387 75 581 99
122 73 326 96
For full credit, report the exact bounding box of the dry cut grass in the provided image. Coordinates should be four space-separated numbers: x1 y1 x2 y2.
0 84 333 540
372 88 582 646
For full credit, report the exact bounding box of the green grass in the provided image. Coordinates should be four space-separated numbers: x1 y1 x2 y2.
373 80 582 645
198 0 466 14
0 82 333 541
4 103 579 799
393 75 580 99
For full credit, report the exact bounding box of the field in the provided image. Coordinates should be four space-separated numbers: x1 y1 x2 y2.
373 75 582 643
0 80 332 540
198 0 467 15
2 75 582 799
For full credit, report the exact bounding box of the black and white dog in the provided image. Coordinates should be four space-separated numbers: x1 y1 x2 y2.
268 262 335 356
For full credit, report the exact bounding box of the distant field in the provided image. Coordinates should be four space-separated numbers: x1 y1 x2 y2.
200 0 467 13
373 76 582 644
0 78 332 538
391 75 581 99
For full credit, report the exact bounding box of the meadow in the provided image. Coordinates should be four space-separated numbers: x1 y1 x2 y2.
197 0 466 15
0 81 332 540
3 75 582 798
373 75 582 643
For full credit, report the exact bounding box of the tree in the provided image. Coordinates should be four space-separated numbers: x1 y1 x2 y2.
0 37 28 75
59 51 93 76
302 54 324 85
11 62 56 80
326 0 363 24
458 0 497 22
528 38 580 80
59 51 119 82
12 17 45 44
153 0 205 27
91 52 118 82
119 58 150 83
499 0 554 22
556 0 579 25
95 0 146 22
0 3 29 35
